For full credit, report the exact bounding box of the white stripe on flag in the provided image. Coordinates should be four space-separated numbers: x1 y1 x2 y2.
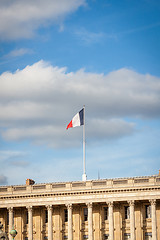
72 112 80 127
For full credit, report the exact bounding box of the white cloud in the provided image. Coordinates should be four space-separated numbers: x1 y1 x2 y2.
119 22 160 36
11 160 30 167
0 0 86 40
1 120 135 148
0 150 26 161
3 48 33 58
0 60 160 148
75 28 106 44
0 175 8 185
0 151 29 167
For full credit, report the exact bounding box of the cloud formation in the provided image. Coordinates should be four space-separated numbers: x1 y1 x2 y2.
3 48 33 58
75 28 106 44
0 150 27 162
0 60 160 148
0 0 85 40
0 175 8 185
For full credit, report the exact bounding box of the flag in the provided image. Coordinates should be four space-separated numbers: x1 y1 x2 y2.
66 108 84 129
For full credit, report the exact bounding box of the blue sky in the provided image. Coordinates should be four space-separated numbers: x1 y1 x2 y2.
0 0 160 186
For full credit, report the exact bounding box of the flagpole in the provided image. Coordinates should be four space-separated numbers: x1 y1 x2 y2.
82 105 87 181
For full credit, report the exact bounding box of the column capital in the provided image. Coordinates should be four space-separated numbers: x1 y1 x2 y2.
107 201 113 207
66 203 72 210
46 205 52 211
86 202 92 208
27 206 33 212
7 207 13 212
149 199 156 206
128 200 135 206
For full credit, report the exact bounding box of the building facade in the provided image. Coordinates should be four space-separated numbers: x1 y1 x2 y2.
0 173 160 240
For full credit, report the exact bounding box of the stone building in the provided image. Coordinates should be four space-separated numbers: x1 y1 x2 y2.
0 172 160 240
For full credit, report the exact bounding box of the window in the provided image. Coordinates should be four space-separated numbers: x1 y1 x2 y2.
25 237 28 240
145 232 152 240
104 207 108 220
64 236 68 239
145 237 152 240
125 206 130 219
45 210 48 223
145 205 151 219
25 211 28 224
64 209 68 222
7 212 9 225
83 235 88 239
44 237 48 240
104 234 109 239
84 208 88 221
124 233 130 239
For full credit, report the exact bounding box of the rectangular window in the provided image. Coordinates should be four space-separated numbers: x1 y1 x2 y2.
124 233 130 239
7 212 9 225
83 235 88 239
26 211 28 224
145 232 152 240
45 210 48 223
104 207 108 220
145 237 152 240
104 234 109 239
145 205 151 219
25 237 28 240
64 209 68 222
84 208 88 221
125 206 130 219
64 236 68 239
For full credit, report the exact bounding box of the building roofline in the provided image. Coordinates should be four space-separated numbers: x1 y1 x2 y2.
0 173 159 188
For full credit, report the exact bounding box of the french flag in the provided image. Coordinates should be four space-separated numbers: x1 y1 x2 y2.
66 108 84 129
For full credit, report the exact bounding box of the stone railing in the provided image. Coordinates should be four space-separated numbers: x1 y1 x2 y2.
0 176 160 194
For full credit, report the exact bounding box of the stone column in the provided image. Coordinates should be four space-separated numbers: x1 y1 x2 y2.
27 206 33 240
108 202 114 240
128 201 135 240
66 204 73 240
47 205 53 240
8 207 13 240
87 202 93 240
150 199 157 240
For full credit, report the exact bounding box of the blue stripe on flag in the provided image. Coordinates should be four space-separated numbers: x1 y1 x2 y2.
79 108 84 126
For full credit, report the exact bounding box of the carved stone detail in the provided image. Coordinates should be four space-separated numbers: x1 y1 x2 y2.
86 202 92 208
7 207 13 213
149 199 156 206
128 200 135 206
46 205 52 211
66 203 72 209
27 206 33 212
107 201 113 207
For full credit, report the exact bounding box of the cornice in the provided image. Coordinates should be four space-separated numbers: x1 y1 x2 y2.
0 185 160 201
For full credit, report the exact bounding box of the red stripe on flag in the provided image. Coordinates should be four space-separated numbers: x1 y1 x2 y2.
66 120 73 129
